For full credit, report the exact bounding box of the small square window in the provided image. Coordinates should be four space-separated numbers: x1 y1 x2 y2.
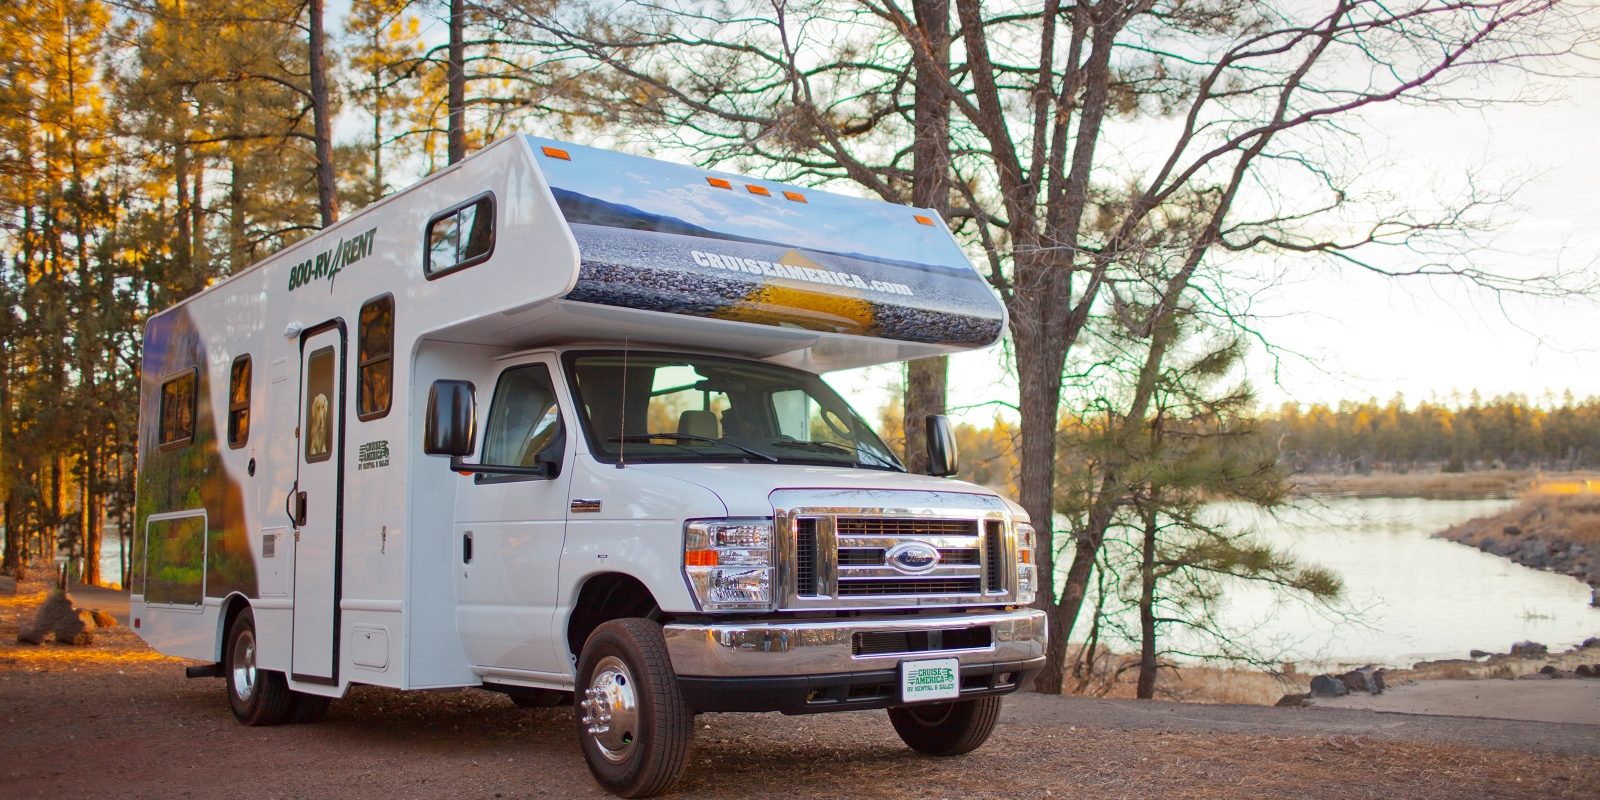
159 370 197 448
425 194 495 277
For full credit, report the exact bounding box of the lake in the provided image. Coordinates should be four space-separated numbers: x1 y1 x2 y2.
1069 496 1600 669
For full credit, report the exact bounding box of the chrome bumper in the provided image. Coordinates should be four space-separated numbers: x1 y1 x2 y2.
663 608 1047 677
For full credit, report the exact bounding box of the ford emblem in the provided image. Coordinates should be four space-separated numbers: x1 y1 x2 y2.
885 542 941 574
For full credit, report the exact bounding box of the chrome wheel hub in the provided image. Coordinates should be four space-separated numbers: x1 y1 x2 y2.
231 629 257 703
581 655 639 763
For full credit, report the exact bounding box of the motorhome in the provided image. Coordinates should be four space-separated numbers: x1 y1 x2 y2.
131 136 1045 797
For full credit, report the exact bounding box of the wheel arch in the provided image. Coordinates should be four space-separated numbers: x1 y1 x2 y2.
215 593 252 663
566 572 662 661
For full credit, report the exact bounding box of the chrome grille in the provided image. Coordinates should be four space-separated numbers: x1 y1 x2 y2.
772 490 1018 610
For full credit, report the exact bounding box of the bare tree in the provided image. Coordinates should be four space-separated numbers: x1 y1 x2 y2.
448 0 467 163
309 0 339 224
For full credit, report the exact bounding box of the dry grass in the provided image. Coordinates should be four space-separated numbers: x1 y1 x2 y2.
1291 469 1600 499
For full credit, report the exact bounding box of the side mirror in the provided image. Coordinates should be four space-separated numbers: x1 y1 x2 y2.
425 380 477 457
925 414 959 477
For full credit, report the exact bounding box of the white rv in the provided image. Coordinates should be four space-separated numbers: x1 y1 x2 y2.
131 136 1045 797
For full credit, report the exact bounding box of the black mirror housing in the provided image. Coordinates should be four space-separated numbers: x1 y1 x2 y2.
425 380 477 457
925 414 959 477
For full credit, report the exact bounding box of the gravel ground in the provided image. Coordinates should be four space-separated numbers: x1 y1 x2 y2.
3 584 1598 800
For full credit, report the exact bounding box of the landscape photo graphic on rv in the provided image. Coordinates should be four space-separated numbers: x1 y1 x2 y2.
531 138 1006 347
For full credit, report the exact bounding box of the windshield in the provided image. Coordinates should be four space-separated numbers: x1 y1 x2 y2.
564 351 903 471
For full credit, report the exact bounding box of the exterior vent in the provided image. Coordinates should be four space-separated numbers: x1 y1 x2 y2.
984 520 1004 592
795 517 819 596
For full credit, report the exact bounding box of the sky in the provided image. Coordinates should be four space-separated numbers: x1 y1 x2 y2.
326 3 1600 425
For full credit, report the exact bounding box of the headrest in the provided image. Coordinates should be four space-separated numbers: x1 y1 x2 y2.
678 409 720 440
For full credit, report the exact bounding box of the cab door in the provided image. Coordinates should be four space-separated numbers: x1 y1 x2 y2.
452 358 574 675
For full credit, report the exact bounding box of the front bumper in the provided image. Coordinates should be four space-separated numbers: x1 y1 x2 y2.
662 608 1046 714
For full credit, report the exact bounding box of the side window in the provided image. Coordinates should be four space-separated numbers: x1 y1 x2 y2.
228 356 251 448
358 295 393 420
425 194 495 277
480 363 564 477
159 370 197 448
304 347 335 463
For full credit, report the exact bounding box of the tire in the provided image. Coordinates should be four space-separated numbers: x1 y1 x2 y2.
511 689 571 709
286 692 332 724
888 696 1003 756
224 608 292 726
574 619 694 798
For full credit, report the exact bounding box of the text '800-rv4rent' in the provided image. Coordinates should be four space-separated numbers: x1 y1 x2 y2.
132 136 1045 797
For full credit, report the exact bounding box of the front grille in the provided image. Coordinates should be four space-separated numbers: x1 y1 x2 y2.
784 509 1012 608
796 518 819 596
836 518 978 537
852 626 994 656
837 577 982 597
984 520 1004 592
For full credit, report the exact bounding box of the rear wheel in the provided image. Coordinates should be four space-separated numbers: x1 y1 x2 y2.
225 608 292 726
888 696 1003 756
574 619 694 798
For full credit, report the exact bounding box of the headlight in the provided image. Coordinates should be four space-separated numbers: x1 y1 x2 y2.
684 519 774 610
1015 521 1037 604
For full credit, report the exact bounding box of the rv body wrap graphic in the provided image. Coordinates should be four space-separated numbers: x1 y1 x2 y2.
531 138 1006 347
135 306 257 601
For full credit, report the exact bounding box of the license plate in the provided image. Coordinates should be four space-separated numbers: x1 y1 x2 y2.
900 657 960 703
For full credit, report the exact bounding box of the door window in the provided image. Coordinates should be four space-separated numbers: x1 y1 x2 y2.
304 347 336 463
481 363 565 476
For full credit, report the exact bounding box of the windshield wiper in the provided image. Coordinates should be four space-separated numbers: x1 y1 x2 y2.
610 432 778 463
768 437 903 471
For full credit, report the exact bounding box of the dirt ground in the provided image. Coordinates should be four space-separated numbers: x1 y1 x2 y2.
3 585 1598 800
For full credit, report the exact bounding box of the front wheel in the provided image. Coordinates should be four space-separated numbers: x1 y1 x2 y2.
888 696 1003 756
574 619 694 798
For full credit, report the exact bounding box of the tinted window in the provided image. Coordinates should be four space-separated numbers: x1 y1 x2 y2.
481 364 564 476
358 296 393 420
228 356 251 448
425 195 494 276
159 370 197 447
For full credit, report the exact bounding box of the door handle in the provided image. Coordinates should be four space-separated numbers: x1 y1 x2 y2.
462 531 473 564
293 491 308 527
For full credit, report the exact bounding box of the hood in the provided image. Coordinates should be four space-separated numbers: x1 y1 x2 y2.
618 462 1012 518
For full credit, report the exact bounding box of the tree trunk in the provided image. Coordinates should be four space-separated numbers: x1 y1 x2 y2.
447 0 466 164
1136 501 1157 699
901 0 952 475
309 0 339 226
1014 307 1070 692
228 152 247 272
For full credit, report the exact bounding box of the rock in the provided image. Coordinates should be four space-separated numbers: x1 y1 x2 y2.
1469 649 1492 659
1504 525 1522 536
1582 637 1600 650
1275 692 1312 708
1336 666 1385 695
88 609 116 628
14 590 98 646
1510 640 1549 657
1310 674 1350 698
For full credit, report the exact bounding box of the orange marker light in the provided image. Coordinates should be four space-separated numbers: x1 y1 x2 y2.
1019 550 1033 565
706 177 733 190
746 184 771 196
685 550 719 567
541 146 571 160
914 214 935 226
783 191 807 203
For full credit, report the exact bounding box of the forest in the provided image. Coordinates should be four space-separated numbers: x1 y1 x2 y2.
3 0 1591 694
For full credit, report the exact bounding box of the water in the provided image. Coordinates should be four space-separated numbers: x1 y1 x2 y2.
1070 497 1600 669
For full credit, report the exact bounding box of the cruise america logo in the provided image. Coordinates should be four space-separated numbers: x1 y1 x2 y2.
287 227 378 291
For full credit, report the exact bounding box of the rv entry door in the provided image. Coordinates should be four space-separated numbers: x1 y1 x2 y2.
292 326 346 684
